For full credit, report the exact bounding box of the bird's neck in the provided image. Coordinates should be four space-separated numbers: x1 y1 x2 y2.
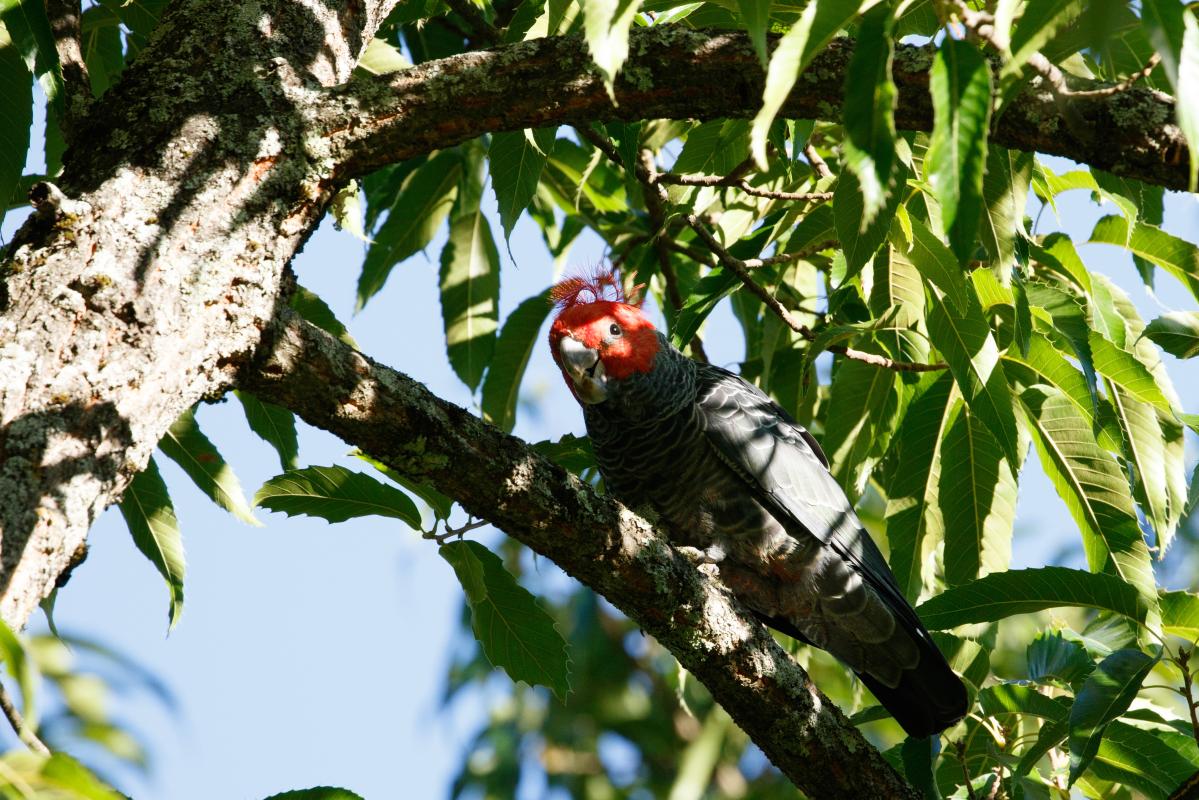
590 333 696 424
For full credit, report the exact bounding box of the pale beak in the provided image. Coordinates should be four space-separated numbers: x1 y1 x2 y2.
559 336 608 404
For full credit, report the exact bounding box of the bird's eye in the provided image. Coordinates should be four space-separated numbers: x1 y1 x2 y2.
609 323 622 337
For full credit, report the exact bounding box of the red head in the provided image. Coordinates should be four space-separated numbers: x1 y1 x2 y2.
548 268 660 404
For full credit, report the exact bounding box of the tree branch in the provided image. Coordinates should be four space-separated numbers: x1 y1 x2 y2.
243 309 920 800
322 28 1192 191
43 0 91 142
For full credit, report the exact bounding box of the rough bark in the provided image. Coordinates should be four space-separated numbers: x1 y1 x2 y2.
321 29 1191 190
244 309 921 800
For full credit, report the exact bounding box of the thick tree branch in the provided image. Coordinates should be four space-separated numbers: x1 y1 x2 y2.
243 309 920 800
322 28 1192 191
44 0 91 142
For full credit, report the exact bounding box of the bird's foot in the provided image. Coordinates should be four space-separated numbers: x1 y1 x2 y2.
676 543 727 565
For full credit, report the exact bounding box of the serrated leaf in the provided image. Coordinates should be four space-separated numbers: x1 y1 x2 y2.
38 752 125 800
883 372 955 601
1179 9 1199 192
1017 386 1156 612
736 0 770 65
440 196 500 392
0 35 31 225
289 284 358 348
981 145 1033 273
899 735 939 799
1108 385 1173 554
840 2 898 223
822 357 899 497
582 0 641 96
235 391 299 471
926 37 991 263
1068 648 1157 785
481 290 552 433
914 566 1150 630
0 616 38 735
440 541 570 699
750 0 862 167
352 450 453 520
489 128 557 240
1 0 62 113
357 37 410 75
1144 311 1199 359
118 458 185 631
1089 215 1199 302
1089 720 1199 800
978 683 1070 723
926 294 1021 467
1161 590 1199 641
1005 0 1082 79
1026 630 1093 688
358 151 461 309
939 403 1016 586
262 789 365 800
835 163 904 279
254 465 420 526
670 267 740 349
904 216 970 311
159 407 260 526
80 6 123 97
1089 331 1171 412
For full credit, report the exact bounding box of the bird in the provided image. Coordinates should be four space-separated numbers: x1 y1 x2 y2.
547 268 968 737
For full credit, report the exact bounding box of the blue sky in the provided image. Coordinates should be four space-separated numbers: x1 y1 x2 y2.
2 133 1197 799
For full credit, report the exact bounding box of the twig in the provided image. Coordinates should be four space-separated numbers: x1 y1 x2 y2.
1177 648 1199 747
1068 53 1162 98
43 0 91 142
954 739 978 800
686 214 947 373
424 517 489 544
0 681 49 756
651 172 834 202
443 0 501 45
804 143 832 180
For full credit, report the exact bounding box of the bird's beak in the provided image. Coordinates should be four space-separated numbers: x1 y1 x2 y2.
559 336 608 404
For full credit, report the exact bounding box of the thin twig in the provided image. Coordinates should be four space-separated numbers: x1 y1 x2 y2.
955 740 978 800
443 0 501 45
1068 53 1162 98
803 143 832 180
685 214 947 373
43 0 91 142
1178 649 1199 748
424 517 489 545
651 172 834 202
0 681 49 756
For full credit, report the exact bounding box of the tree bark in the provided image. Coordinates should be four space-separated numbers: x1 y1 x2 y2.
244 309 921 800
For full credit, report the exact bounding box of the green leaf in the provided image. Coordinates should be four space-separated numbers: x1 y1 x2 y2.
939 403 1016 586
1017 386 1156 612
1068 648 1157 785
1107 384 1174 554
750 0 861 167
79 6 123 97
926 294 1021 467
926 37 991 263
581 0 642 95
481 290 552 433
254 465 421 526
1178 9 1199 192
899 734 940 799
1143 311 1199 359
1161 590 1199 641
261 789 365 800
736 0 771 66
978 683 1069 723
158 407 260 526
674 119 749 176
489 128 557 240
1026 630 1093 688
440 193 500 392
1090 721 1199 800
118 458 185 631
0 33 31 223
1089 331 1171 412
289 285 358 348
235 391 299 471
670 267 740 350
883 372 955 601
352 450 453 520
904 216 970 311
358 150 462 309
440 540 570 699
38 753 125 800
980 145 1033 272
0 616 38 734
0 0 62 114
835 164 904 279
822 357 899 497
1005 0 1082 79
840 1 899 223
356 37 410 75
913 566 1150 630
1089 215 1199 302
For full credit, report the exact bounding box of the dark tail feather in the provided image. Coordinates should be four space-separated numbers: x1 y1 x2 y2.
755 612 968 738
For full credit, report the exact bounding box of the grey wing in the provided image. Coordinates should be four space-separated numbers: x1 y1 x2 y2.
694 363 924 641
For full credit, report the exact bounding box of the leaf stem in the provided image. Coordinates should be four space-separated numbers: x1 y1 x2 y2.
0 680 49 757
